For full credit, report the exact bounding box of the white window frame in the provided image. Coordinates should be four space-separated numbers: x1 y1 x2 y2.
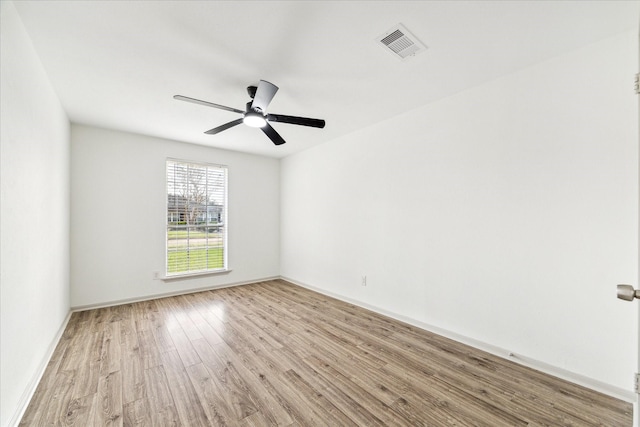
166 158 228 277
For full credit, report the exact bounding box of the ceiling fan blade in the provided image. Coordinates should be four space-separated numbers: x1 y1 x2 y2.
174 95 244 114
204 118 244 135
261 123 286 145
251 80 279 112
267 113 325 128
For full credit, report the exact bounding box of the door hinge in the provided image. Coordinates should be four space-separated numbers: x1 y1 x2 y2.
635 373 640 393
635 73 639 95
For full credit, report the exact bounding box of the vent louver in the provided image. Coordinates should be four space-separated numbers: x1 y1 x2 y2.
376 24 427 60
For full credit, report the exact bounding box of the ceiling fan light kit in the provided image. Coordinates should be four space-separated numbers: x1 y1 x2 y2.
243 111 267 128
174 80 325 145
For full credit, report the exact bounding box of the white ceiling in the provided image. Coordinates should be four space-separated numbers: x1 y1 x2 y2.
12 1 639 158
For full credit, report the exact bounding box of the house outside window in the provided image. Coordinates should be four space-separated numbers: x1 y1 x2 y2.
166 159 227 275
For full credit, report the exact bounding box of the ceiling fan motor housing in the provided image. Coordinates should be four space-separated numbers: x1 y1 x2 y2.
246 101 262 113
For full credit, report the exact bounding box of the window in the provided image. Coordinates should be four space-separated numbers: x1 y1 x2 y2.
166 159 227 276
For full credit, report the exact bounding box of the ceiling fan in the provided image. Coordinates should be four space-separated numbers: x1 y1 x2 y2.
174 80 325 145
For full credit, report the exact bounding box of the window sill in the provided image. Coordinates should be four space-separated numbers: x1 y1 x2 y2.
161 269 232 282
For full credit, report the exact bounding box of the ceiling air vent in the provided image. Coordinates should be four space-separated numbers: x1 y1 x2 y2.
376 24 427 61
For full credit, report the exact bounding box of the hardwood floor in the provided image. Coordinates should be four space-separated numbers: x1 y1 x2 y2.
20 279 632 426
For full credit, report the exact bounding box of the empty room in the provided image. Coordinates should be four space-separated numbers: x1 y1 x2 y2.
1 1 639 426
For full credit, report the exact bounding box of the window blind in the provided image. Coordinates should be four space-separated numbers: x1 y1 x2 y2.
166 159 227 275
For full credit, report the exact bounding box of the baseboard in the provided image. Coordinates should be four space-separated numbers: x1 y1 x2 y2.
70 276 280 312
280 275 636 403
8 311 72 427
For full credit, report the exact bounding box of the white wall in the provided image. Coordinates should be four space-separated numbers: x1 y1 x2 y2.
70 125 280 307
0 2 71 427
281 31 638 395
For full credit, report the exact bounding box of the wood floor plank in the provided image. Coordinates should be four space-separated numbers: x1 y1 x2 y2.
155 296 202 367
143 365 180 426
36 368 77 426
238 411 272 427
160 349 211 426
108 303 131 324
100 321 122 376
217 321 260 355
296 321 388 370
21 279 633 426
183 292 227 333
71 317 104 399
62 392 98 426
95 371 123 426
186 362 235 426
19 322 76 426
136 325 163 370
162 295 204 342
59 315 92 372
191 338 260 421
231 316 285 352
147 303 176 354
388 396 432 427
211 289 255 321
132 299 159 324
120 315 145 405
117 304 137 343
297 362 388 426
229 347 315 425
303 354 416 426
122 398 151 427
280 368 357 426
212 342 294 426
178 294 225 348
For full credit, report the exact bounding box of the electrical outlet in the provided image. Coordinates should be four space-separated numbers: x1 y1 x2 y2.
361 276 367 286
153 271 160 280
635 373 640 393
